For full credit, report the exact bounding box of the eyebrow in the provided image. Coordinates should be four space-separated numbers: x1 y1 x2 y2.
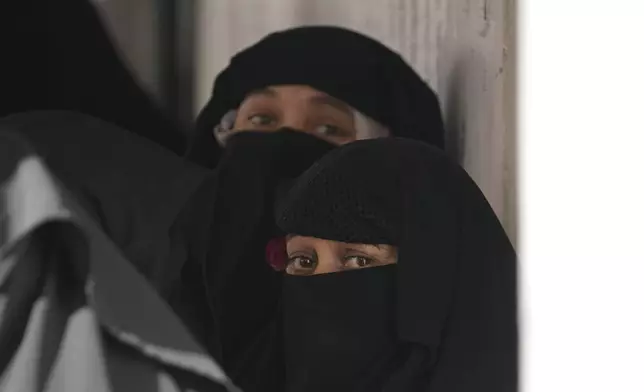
308 94 353 117
345 243 386 253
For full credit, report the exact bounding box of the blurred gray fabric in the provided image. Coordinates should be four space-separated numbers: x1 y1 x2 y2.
0 126 238 392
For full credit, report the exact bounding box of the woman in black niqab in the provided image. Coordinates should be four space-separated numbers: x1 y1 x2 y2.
187 26 445 168
275 138 518 391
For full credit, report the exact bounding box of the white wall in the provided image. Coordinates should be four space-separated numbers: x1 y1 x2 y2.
195 0 517 244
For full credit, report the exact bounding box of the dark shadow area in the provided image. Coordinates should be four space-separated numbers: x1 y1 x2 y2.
444 56 467 165
0 0 186 154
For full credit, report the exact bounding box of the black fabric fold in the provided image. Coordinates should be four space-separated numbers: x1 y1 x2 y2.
0 0 185 154
169 130 336 392
282 266 401 392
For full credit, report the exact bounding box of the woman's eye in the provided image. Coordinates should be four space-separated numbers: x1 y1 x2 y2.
286 256 317 275
314 124 350 138
248 114 276 127
344 256 374 270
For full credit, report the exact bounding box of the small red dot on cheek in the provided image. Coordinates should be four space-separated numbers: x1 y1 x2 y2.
265 237 288 271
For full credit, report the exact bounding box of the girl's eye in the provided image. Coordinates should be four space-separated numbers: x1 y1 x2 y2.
248 114 277 127
286 256 318 275
344 256 375 270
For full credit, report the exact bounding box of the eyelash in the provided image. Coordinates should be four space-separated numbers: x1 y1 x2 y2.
286 256 316 275
345 255 375 267
288 256 315 267
314 124 352 138
241 111 353 137
248 113 276 124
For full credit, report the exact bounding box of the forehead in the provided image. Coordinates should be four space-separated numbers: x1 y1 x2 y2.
286 235 390 251
241 85 353 112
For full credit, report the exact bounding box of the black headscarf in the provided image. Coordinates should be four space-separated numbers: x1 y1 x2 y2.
276 138 517 391
169 129 336 392
187 26 445 168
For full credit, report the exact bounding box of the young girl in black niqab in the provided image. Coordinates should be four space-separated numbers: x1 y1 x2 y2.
271 138 517 391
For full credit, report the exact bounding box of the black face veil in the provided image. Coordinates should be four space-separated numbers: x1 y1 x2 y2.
170 129 337 392
276 138 518 392
187 26 445 168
